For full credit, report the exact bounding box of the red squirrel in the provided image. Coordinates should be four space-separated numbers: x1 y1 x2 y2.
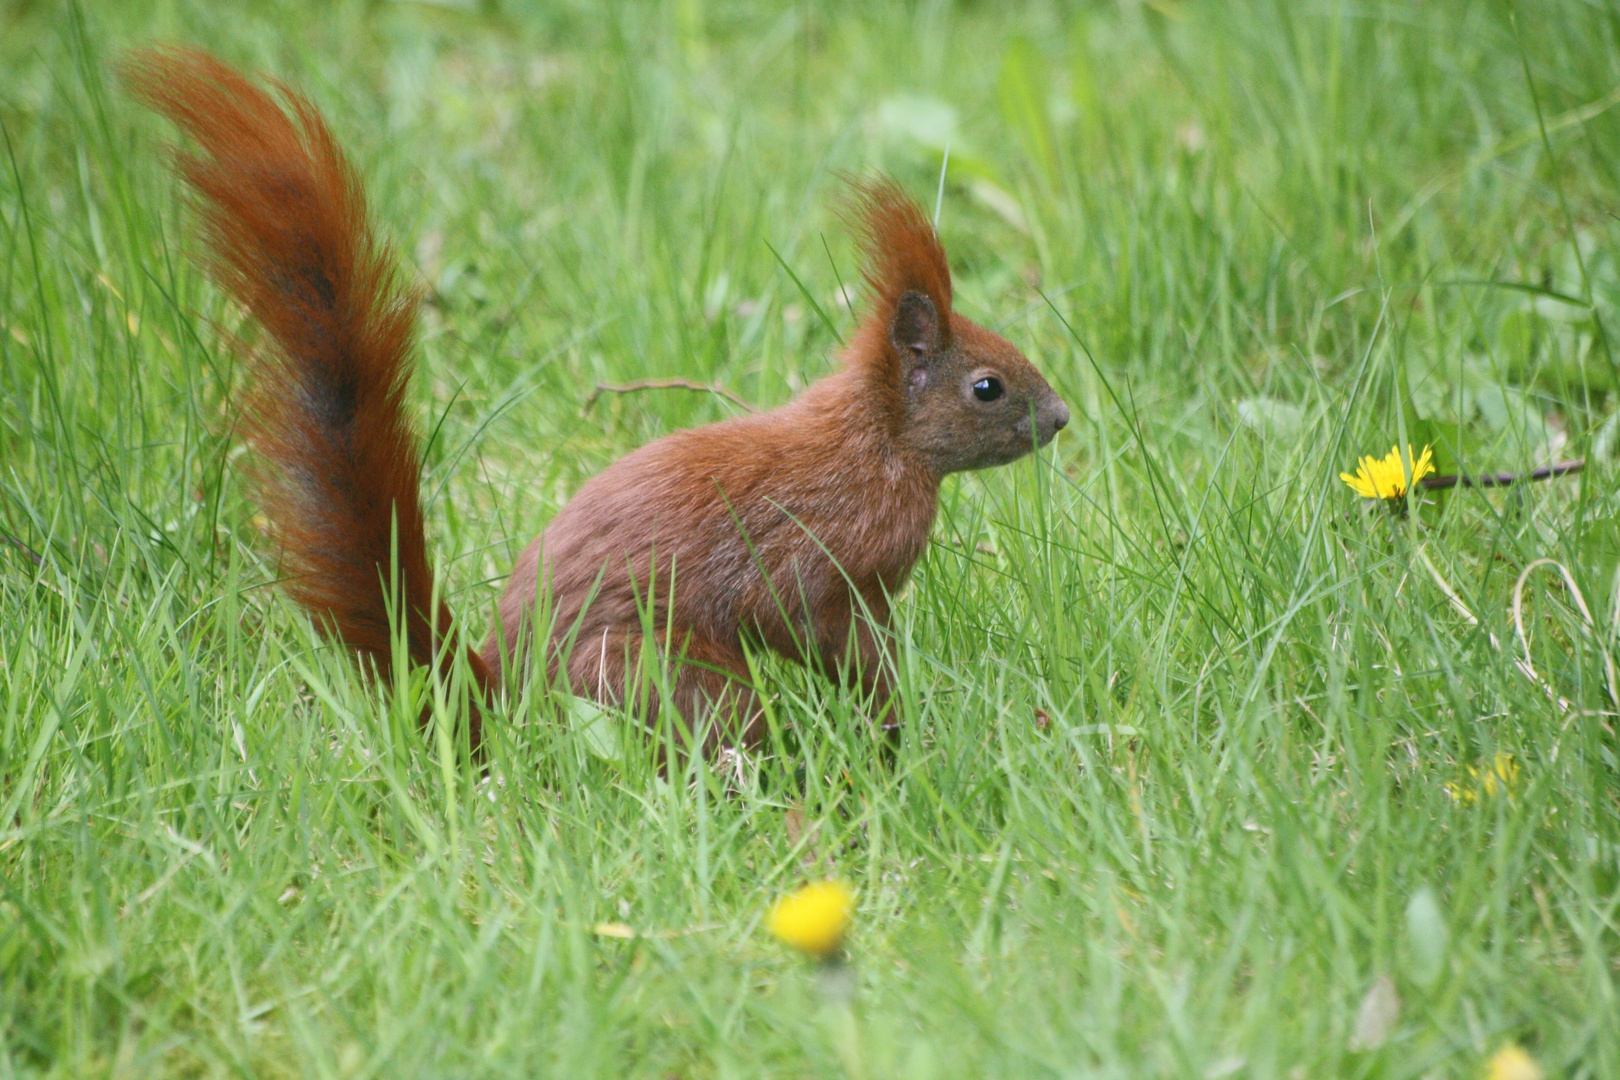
125 48 1069 756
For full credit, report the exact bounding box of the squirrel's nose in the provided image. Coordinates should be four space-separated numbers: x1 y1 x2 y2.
1051 400 1070 431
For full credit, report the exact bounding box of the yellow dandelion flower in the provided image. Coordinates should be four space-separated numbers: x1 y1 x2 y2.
1445 752 1520 805
1480 752 1520 798
1341 444 1435 501
1484 1043 1542 1080
767 880 854 960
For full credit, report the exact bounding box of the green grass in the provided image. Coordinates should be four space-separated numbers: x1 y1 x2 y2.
4 0 1620 1076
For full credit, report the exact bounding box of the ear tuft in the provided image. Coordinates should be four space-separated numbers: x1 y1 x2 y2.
842 176 952 346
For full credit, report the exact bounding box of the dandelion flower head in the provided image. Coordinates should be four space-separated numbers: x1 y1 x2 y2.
1446 752 1520 805
767 879 854 960
1484 1043 1542 1080
1341 444 1435 501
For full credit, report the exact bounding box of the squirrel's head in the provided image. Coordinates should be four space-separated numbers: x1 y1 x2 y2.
842 178 1069 475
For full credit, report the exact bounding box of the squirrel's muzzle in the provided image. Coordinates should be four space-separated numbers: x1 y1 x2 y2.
1034 394 1069 447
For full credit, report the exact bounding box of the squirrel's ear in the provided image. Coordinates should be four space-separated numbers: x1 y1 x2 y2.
891 289 941 363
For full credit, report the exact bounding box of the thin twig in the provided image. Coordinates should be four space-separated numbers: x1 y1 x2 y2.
584 378 757 413
1418 458 1584 490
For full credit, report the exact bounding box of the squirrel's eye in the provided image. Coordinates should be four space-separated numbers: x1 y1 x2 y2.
972 377 1004 403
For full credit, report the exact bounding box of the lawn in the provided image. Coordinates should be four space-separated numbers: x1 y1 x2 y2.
3 1 1619 1076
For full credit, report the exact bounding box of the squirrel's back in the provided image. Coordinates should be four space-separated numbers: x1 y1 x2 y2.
489 368 939 677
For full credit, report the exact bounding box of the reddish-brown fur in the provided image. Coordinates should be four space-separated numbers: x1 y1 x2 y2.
129 49 1069 756
123 48 491 749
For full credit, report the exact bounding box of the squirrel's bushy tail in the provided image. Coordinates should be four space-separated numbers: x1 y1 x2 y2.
125 48 489 749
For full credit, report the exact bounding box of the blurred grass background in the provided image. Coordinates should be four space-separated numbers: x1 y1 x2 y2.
3 0 1620 1076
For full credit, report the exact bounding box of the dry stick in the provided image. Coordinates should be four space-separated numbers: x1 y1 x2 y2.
585 378 757 413
1418 458 1585 490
